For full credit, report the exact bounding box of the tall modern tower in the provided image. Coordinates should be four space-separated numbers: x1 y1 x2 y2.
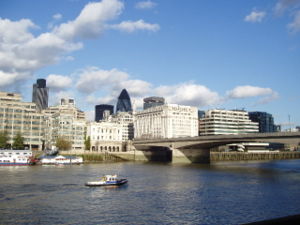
95 104 114 121
116 89 132 113
32 79 49 111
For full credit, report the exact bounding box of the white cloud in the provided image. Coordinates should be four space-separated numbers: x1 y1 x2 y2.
76 67 153 96
80 81 221 110
0 18 36 44
0 0 160 89
53 14 62 20
46 74 72 91
131 97 144 110
110 20 160 32
0 70 29 87
119 79 152 97
75 67 153 109
72 67 279 110
244 10 266 23
48 14 63 29
135 1 157 10
86 94 116 105
288 10 300 32
155 82 221 107
53 0 124 40
255 92 279 105
226 85 275 99
49 90 75 106
76 67 129 93
0 18 81 88
274 0 300 15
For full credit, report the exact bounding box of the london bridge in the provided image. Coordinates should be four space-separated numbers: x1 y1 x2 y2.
133 132 300 163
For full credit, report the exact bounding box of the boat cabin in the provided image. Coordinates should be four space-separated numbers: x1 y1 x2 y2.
101 175 118 182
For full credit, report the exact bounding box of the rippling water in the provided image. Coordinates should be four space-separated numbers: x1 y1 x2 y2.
1 160 300 225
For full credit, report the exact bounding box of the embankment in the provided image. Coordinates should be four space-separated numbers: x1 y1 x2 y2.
210 151 300 162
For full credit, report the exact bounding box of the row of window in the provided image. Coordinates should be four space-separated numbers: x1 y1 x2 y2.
92 136 121 141
91 146 121 152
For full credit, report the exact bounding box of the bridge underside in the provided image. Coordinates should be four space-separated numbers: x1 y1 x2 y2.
133 145 211 163
133 134 300 164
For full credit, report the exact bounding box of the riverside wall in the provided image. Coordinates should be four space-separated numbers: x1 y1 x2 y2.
210 151 300 162
61 151 134 162
59 150 300 163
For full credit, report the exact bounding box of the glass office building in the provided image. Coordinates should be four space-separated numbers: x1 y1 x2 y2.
32 79 49 112
249 111 276 133
95 104 114 121
143 96 165 110
116 89 132 113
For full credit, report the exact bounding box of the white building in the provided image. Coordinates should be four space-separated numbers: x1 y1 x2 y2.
110 112 134 141
0 92 44 150
134 104 199 139
43 98 86 150
199 109 259 135
87 121 123 152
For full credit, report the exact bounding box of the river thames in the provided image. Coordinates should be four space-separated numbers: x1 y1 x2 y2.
1 160 300 225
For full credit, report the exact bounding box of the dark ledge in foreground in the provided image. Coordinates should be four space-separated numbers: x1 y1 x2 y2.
243 214 300 225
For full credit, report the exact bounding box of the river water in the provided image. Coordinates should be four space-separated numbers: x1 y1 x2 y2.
1 160 300 225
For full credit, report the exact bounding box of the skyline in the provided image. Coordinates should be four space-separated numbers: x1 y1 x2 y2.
0 0 300 127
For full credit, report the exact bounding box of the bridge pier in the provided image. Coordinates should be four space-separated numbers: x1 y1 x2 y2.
133 144 211 163
133 146 172 162
171 148 210 164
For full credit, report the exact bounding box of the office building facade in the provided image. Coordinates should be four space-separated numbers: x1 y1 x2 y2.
134 104 199 139
110 112 134 141
32 79 49 111
87 121 123 152
0 92 44 150
43 98 86 150
199 109 259 135
249 111 276 133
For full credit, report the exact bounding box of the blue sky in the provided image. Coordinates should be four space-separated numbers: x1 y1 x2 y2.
0 0 300 128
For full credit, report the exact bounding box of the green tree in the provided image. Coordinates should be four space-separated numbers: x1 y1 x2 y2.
84 136 91 150
12 132 25 150
56 136 72 151
0 131 9 149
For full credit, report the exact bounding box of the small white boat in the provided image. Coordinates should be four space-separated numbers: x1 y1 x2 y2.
40 155 83 165
85 175 128 187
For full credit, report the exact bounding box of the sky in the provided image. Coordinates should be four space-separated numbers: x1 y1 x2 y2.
0 0 300 128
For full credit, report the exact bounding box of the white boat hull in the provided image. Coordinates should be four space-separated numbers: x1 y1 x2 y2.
85 179 128 187
40 155 83 165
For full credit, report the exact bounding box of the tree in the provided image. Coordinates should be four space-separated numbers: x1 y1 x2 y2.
12 132 25 150
56 136 72 151
0 131 9 149
84 136 91 150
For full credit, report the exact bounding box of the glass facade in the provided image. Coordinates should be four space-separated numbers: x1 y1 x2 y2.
32 79 49 111
95 104 114 121
143 96 165 110
116 89 132 113
249 111 276 133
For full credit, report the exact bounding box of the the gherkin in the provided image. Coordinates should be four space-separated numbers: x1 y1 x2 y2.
116 89 132 113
